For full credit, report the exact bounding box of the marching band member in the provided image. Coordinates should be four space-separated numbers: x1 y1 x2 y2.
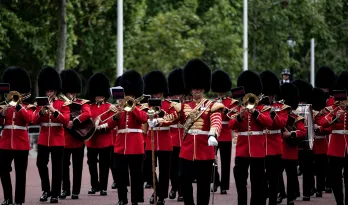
85 73 113 196
0 67 34 205
103 70 147 205
229 70 273 205
167 68 185 201
179 59 223 205
210 69 238 194
278 83 306 205
319 71 348 205
292 79 314 201
311 88 330 197
32 66 70 203
144 70 178 205
59 70 91 200
259 70 289 205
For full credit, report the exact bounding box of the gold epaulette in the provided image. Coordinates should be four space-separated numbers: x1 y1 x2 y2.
77 99 90 105
313 110 319 118
325 106 334 113
169 102 181 112
261 106 271 112
210 101 225 112
231 99 239 105
295 115 304 123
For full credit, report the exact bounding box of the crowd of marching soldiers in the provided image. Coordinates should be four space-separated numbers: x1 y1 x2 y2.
0 59 346 205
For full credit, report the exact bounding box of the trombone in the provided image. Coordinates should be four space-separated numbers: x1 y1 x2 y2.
225 93 260 119
0 91 31 109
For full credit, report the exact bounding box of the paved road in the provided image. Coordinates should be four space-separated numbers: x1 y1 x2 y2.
0 148 337 205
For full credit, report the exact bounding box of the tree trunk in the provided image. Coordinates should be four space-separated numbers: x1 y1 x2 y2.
56 0 67 73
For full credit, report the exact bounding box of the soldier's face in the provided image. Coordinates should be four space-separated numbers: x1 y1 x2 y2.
46 90 56 97
171 94 184 101
191 89 203 99
282 74 289 80
95 96 105 102
66 93 76 100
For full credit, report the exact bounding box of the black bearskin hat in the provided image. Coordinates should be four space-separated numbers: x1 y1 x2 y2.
315 66 336 90
292 80 313 103
279 83 299 110
311 88 326 111
168 68 185 96
143 70 168 95
114 76 122 87
120 70 144 98
237 70 262 96
60 70 82 94
86 73 111 101
2 66 31 93
183 59 211 93
259 70 280 96
211 69 232 93
334 71 348 91
38 66 62 96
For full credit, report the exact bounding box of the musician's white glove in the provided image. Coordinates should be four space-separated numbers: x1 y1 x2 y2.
147 119 158 128
97 123 108 130
208 135 218 146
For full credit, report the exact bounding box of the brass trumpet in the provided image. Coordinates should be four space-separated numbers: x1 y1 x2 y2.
225 93 260 119
0 91 31 109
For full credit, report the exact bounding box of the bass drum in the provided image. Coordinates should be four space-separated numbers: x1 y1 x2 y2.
293 104 313 150
66 118 96 141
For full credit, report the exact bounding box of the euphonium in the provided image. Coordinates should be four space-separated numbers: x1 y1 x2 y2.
242 93 259 109
0 91 27 109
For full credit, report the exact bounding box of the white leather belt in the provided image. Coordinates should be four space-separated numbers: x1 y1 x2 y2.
264 129 281 134
3 125 27 130
332 130 348 135
187 129 210 135
222 121 229 125
170 124 182 128
41 123 63 127
118 128 142 133
152 127 170 131
315 135 326 139
239 131 264 136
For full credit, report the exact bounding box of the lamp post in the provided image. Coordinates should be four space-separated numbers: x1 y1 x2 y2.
117 0 123 77
243 0 248 71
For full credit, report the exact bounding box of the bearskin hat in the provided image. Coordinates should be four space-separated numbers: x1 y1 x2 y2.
143 70 168 95
86 73 111 101
279 83 299 110
183 59 211 93
259 70 280 96
168 68 185 96
292 80 313 103
2 66 31 94
38 66 62 96
114 76 122 87
211 69 232 93
315 66 336 90
334 71 348 91
120 70 144 98
60 69 82 94
311 88 326 111
237 70 262 96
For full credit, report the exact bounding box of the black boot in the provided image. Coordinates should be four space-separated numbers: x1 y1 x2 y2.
325 188 332 193
50 197 58 203
145 183 152 189
277 193 286 204
117 200 128 205
211 184 219 192
157 199 165 205
316 191 322 197
112 182 117 189
149 193 156 204
59 190 71 199
169 189 176 199
100 190 107 196
1 199 12 205
177 196 184 202
220 189 227 194
71 194 79 199
88 187 100 194
40 192 50 202
303 196 310 201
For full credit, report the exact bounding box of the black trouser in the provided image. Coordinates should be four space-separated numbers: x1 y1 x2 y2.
170 146 182 196
0 149 28 203
114 153 144 203
153 151 172 200
328 155 348 205
36 145 64 198
314 154 327 192
62 146 85 195
110 152 130 186
212 142 232 190
279 159 298 202
265 155 281 205
234 157 265 205
298 149 314 197
87 146 112 191
144 150 158 185
179 158 213 205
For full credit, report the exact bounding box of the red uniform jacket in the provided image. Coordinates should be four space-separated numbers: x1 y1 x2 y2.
170 118 183 147
319 104 348 157
179 99 223 161
327 96 335 106
107 106 148 155
0 103 34 150
85 102 113 148
218 97 238 142
264 102 290 156
145 100 178 151
32 98 70 147
64 99 91 148
312 110 330 155
281 113 306 160
229 105 273 158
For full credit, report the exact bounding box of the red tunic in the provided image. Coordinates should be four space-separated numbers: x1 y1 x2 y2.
170 119 183 147
0 104 34 150
32 98 70 147
326 96 335 106
312 111 330 155
217 97 238 142
107 106 148 155
281 113 306 160
64 99 91 148
265 103 290 156
229 105 273 158
179 99 223 161
85 102 113 148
